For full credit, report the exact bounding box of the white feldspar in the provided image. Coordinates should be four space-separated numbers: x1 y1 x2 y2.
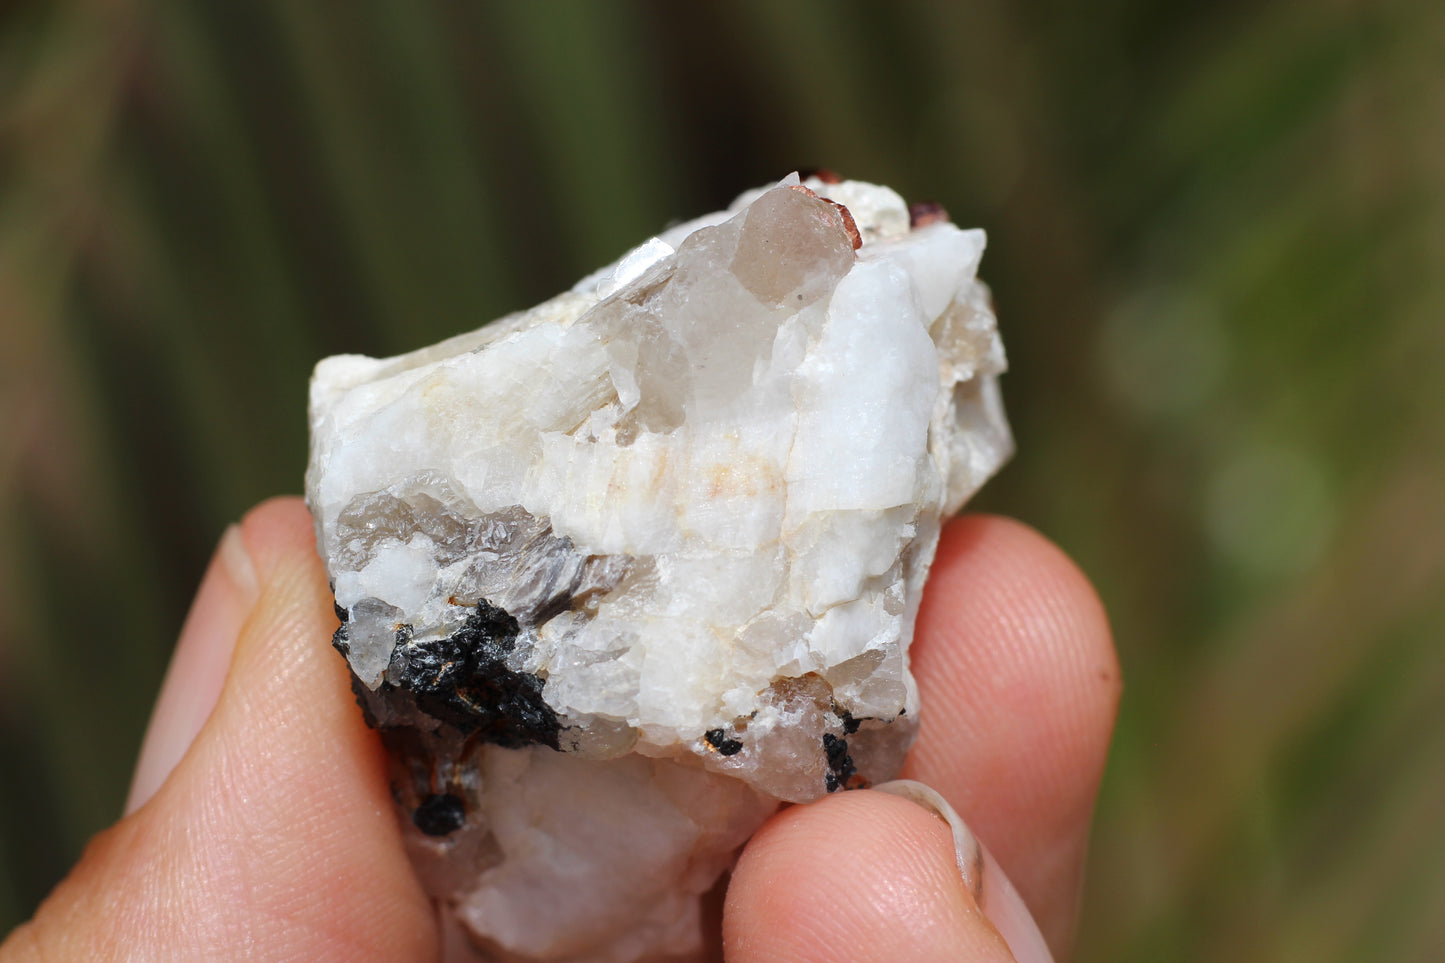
306 174 1011 962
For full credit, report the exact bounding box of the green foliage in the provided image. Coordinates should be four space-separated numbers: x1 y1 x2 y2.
2 0 1442 956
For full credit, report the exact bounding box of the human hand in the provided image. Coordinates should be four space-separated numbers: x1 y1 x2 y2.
0 498 1117 962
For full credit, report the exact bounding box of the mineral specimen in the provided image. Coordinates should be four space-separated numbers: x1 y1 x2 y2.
306 174 1011 962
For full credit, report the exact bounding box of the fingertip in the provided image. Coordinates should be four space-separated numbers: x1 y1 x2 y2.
903 514 1119 954
928 515 1117 691
124 523 259 815
939 514 1119 737
223 493 356 742
724 790 1014 963
236 495 320 576
128 494 330 818
910 514 1119 781
100 495 437 961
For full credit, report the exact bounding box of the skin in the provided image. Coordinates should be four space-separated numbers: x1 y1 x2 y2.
0 498 1118 962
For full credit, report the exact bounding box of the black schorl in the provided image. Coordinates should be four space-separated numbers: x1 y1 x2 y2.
413 793 467 836
822 732 857 793
338 599 562 751
331 622 351 657
703 728 743 756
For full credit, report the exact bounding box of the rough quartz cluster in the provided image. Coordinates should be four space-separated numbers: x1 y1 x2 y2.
305 174 1011 962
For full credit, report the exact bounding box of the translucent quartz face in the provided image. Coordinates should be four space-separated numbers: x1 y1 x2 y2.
306 174 1011 962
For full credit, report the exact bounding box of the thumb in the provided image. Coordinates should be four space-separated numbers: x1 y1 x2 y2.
2 497 437 962
723 786 1052 963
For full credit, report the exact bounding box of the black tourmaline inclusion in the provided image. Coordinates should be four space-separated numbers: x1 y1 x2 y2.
413 793 467 836
822 732 857 793
337 599 562 750
703 728 744 756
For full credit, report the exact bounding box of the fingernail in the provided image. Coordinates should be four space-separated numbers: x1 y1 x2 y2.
124 525 259 814
873 780 1055 963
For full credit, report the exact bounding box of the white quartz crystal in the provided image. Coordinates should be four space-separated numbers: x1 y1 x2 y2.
306 175 1011 962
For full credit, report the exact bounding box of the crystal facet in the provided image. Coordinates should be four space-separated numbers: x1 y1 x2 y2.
306 174 1011 962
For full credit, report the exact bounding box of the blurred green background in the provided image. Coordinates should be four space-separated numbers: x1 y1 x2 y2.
2 0 1443 958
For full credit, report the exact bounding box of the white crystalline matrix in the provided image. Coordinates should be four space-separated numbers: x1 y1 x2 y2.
305 174 1012 962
